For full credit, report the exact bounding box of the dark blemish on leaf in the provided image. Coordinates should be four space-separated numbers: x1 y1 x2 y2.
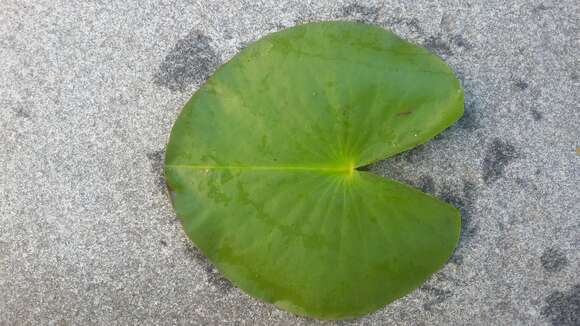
160 240 168 246
424 35 453 56
421 284 453 311
154 30 219 92
339 4 380 23
397 111 412 117
541 248 568 273
514 80 529 90
531 108 543 121
184 242 233 292
570 72 579 81
482 139 518 184
417 175 435 194
542 285 580 326
146 149 166 190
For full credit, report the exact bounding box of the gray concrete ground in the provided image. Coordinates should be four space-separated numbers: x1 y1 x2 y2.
1 0 578 325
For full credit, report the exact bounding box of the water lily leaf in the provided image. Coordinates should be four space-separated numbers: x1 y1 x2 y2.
165 21 463 319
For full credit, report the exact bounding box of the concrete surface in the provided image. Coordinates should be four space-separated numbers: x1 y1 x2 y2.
1 0 578 325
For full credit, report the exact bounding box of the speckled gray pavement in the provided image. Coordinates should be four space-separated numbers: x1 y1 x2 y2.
1 1 578 325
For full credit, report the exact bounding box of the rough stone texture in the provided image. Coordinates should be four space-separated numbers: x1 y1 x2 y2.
1 0 578 325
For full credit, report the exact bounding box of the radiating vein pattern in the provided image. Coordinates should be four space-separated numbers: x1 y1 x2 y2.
165 21 463 319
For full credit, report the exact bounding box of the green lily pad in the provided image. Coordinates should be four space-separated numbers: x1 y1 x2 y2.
165 21 463 319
